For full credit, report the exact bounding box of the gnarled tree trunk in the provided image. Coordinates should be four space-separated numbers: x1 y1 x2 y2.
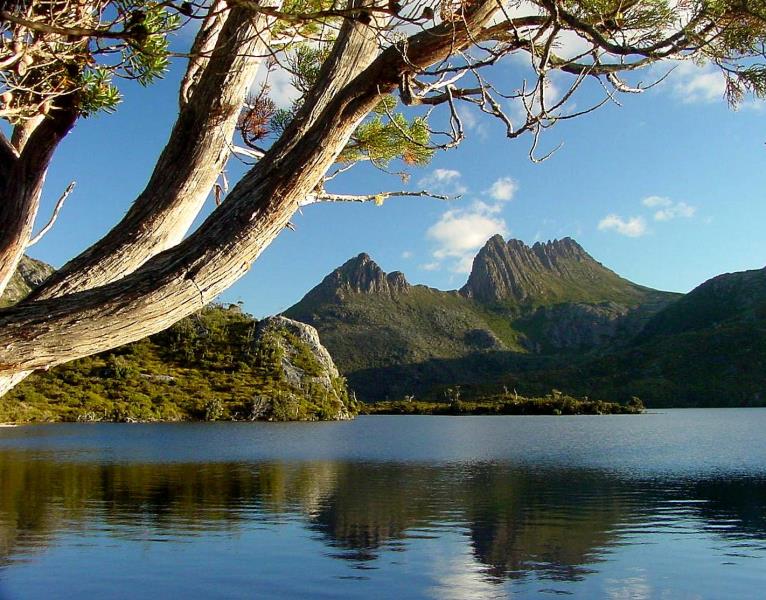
0 103 77 295
0 0 498 395
28 4 278 301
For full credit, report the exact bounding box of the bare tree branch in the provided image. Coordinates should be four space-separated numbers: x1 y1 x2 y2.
300 189 457 206
0 10 132 41
27 182 76 248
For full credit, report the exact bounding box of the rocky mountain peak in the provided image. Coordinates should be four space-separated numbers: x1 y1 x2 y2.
460 236 622 304
532 237 588 264
304 253 410 303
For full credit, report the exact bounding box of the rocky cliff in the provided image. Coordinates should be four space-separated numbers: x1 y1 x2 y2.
298 253 411 308
251 316 354 421
0 255 55 306
460 235 658 306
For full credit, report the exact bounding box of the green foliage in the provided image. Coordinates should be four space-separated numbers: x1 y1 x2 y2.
121 4 179 86
1 305 355 424
363 390 644 416
288 44 332 96
78 68 122 117
564 0 675 43
338 113 433 166
1 0 179 122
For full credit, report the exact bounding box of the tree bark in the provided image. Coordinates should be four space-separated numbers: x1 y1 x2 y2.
28 5 278 301
0 0 498 391
0 101 78 295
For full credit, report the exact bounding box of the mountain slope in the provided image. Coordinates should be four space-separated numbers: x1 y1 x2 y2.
640 267 766 338
286 238 680 401
286 254 518 392
460 235 664 306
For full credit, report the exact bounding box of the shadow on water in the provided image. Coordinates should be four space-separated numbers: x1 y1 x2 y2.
1 449 765 586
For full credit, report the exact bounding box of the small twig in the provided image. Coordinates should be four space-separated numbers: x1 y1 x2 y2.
27 182 75 247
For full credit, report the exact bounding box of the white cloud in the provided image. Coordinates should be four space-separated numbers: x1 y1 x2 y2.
469 199 503 215
654 201 696 221
401 250 413 259
253 65 300 108
418 169 467 195
554 30 592 60
598 214 647 238
670 61 726 104
421 175 519 272
454 254 476 274
458 107 489 140
642 195 672 208
427 202 508 273
487 177 518 202
641 195 697 221
656 59 763 109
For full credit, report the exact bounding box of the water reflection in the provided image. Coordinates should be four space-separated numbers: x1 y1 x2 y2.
2 449 765 588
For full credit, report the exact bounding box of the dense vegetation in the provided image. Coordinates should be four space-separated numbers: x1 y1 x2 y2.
362 390 645 416
0 305 356 423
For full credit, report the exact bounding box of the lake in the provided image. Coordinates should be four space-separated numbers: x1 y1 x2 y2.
1 410 765 599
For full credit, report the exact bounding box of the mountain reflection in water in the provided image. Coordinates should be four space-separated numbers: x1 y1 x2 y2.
1 414 765 599
2 456 766 582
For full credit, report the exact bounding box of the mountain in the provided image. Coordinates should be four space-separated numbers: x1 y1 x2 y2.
640 266 766 338
460 235 656 306
286 253 516 384
286 237 682 401
0 255 55 306
606 266 766 406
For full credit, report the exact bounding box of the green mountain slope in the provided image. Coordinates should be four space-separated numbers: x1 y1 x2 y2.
640 267 766 338
286 238 681 401
286 253 520 377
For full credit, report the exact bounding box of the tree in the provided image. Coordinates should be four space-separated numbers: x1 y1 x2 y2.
0 0 765 397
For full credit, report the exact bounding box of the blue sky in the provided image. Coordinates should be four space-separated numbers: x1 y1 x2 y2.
19 39 766 318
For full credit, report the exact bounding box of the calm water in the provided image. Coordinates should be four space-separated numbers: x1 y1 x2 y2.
1 410 765 599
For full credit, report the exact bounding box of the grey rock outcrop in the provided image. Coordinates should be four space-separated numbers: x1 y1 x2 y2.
252 316 354 420
303 253 411 304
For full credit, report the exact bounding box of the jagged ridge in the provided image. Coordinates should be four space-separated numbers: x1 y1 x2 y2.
460 235 656 306
298 253 410 307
